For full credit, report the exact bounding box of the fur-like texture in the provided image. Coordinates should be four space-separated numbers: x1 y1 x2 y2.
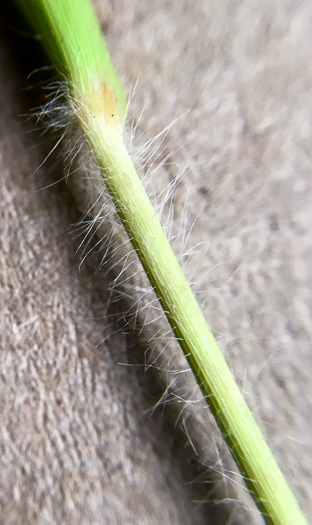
0 1 311 524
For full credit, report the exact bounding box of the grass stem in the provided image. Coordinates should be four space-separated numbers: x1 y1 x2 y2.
14 1 308 523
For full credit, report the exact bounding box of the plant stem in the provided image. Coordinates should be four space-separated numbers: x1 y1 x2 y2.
14 1 308 524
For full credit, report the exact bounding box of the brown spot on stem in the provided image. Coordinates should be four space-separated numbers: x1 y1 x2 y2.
101 83 118 119
87 82 119 127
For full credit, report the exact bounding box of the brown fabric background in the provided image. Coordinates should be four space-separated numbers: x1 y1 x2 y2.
0 1 311 524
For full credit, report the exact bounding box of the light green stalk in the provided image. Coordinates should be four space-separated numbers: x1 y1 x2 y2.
14 1 308 524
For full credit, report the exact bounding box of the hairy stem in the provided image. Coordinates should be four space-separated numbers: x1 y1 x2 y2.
14 1 308 524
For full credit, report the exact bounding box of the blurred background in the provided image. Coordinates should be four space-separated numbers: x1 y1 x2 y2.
0 1 311 523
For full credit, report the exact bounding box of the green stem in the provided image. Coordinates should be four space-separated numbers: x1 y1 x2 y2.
14 1 308 524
